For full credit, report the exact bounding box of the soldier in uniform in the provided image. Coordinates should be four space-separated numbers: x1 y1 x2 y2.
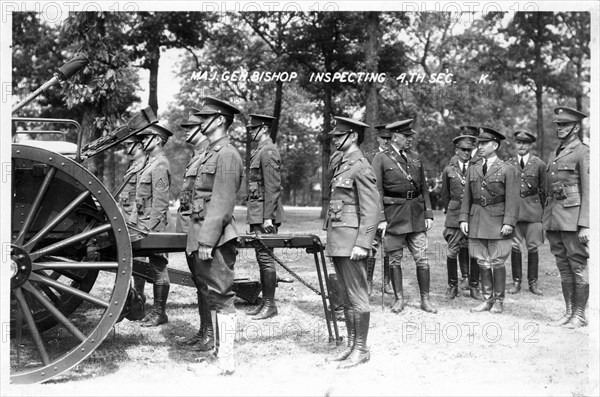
174 110 214 352
544 107 589 328
440 134 482 300
507 130 546 296
325 116 379 369
244 114 284 320
129 124 173 327
459 127 519 314
363 124 393 296
186 97 243 375
372 119 437 314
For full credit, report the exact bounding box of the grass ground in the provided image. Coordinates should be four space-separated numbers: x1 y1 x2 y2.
7 207 599 396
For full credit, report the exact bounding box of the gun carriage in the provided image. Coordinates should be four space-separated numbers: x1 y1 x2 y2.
9 55 339 385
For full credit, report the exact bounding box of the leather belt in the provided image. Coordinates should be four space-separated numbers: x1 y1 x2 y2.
520 188 539 198
450 194 463 201
474 195 505 207
384 189 422 200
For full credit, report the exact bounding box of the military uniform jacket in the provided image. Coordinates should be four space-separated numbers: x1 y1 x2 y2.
129 152 170 232
364 148 382 164
371 147 433 235
440 156 469 228
459 157 520 239
186 136 243 252
507 155 546 223
543 137 589 231
176 143 208 234
246 139 284 225
325 150 380 257
119 155 147 218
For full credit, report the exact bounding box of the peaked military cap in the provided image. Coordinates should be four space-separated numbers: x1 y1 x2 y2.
513 130 536 143
138 123 173 139
552 107 588 123
386 119 415 136
194 96 241 118
452 135 476 149
460 125 480 136
374 123 392 138
476 126 504 142
247 114 276 129
181 108 203 127
328 116 370 138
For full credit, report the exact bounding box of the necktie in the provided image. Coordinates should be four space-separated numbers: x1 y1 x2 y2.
520 157 525 169
556 146 564 156
400 151 407 162
482 160 487 176
461 162 466 175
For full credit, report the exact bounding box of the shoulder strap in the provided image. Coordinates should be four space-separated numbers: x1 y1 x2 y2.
385 151 420 190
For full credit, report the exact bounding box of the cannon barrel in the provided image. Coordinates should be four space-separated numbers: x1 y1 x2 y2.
12 53 89 114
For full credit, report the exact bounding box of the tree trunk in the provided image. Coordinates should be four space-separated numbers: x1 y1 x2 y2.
272 79 283 141
535 85 544 159
320 86 333 219
363 12 380 153
147 46 160 115
81 105 104 182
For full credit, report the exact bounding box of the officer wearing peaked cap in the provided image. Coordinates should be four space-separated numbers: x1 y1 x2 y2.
325 116 380 369
544 107 589 329
372 118 437 314
119 134 148 221
440 134 483 301
186 96 243 375
363 124 393 296
459 127 520 314
244 114 285 321
506 130 546 296
174 110 214 352
130 123 173 327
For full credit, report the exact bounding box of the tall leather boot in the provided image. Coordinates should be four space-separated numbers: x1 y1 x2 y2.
252 270 278 320
190 293 215 352
508 249 522 294
366 258 376 296
563 284 588 329
246 269 265 316
133 276 146 305
469 257 483 300
527 250 543 295
471 267 494 312
326 308 355 362
549 282 575 326
390 266 405 313
177 290 204 346
141 283 169 327
338 312 370 369
417 267 438 313
490 266 506 314
383 257 393 294
445 257 459 299
458 247 470 290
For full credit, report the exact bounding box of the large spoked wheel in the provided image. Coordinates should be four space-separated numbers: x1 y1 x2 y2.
10 144 132 384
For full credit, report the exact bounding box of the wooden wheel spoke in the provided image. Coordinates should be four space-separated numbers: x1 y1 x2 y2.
23 190 91 252
22 282 86 343
29 223 112 262
29 272 109 309
15 167 57 246
32 262 119 272
13 289 50 366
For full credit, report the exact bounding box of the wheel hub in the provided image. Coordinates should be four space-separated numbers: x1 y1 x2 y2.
11 245 32 290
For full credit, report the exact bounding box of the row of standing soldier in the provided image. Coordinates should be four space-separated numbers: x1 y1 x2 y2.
117 99 589 374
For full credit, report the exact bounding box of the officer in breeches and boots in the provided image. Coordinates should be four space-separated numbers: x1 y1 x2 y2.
324 116 379 369
129 124 173 327
186 97 243 375
371 119 437 314
244 114 285 320
363 124 393 296
440 134 482 300
174 110 214 352
544 107 589 329
460 127 519 314
507 130 546 296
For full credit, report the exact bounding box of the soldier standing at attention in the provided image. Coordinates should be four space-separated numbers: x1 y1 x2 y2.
325 116 379 369
459 127 519 314
244 114 284 320
186 97 243 375
363 124 393 296
174 110 214 352
371 119 437 314
129 124 173 327
544 107 589 329
507 130 546 296
119 135 147 221
440 134 482 300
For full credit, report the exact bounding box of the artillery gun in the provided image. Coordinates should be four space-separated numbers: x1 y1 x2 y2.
9 55 339 385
